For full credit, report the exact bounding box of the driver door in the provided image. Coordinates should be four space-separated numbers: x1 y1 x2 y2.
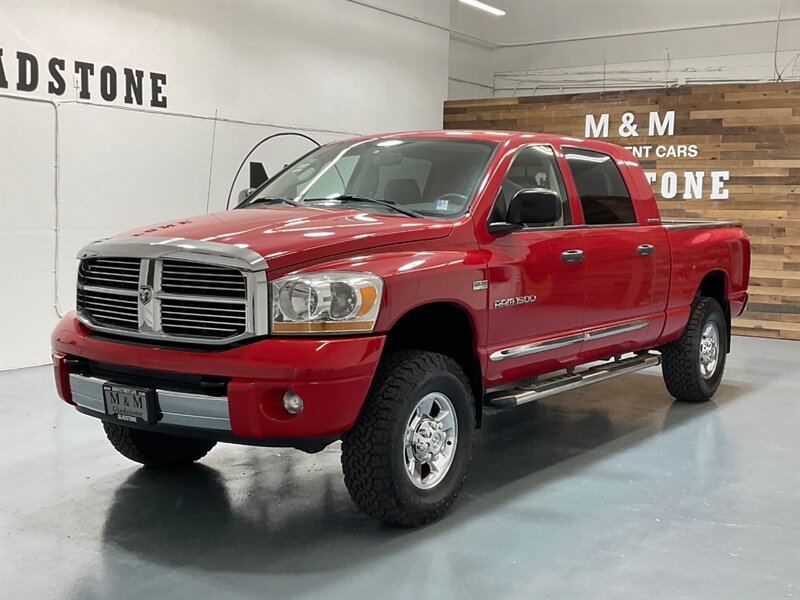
483 145 587 384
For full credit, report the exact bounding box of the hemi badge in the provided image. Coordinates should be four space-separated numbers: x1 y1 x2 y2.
473 280 488 291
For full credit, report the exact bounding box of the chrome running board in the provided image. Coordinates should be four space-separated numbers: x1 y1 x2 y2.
485 353 662 408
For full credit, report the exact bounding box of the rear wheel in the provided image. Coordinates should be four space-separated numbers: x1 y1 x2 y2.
341 350 476 527
103 422 216 467
661 297 727 402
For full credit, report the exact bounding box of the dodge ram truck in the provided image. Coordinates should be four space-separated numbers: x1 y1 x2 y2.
52 131 750 526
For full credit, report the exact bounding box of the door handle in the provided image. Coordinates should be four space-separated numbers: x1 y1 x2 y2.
561 249 584 263
637 244 655 256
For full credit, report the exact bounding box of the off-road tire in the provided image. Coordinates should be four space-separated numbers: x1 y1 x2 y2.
341 350 476 527
661 297 727 402
103 422 216 467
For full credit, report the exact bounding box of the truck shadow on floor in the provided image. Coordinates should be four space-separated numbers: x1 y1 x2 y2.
98 372 752 578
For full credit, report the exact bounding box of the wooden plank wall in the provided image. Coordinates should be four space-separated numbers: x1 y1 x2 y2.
444 82 800 341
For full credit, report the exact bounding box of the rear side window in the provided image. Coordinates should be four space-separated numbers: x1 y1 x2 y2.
564 148 637 225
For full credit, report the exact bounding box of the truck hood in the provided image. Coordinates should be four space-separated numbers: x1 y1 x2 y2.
119 206 454 271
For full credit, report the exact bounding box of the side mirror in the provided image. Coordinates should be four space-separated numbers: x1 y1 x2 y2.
487 188 562 234
508 188 562 225
237 188 255 206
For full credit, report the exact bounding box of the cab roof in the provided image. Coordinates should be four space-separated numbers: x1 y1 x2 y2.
343 130 623 153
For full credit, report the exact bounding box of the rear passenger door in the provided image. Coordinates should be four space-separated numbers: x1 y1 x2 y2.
563 147 665 359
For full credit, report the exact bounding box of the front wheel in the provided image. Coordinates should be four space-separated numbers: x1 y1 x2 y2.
341 351 476 527
661 297 728 402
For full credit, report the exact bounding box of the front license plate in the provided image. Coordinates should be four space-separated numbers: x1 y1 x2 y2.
103 383 155 424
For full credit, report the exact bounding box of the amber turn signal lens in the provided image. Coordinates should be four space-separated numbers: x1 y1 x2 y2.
356 286 378 317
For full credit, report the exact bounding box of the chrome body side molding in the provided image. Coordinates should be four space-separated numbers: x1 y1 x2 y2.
661 220 743 231
489 319 649 362
584 319 649 341
490 332 585 362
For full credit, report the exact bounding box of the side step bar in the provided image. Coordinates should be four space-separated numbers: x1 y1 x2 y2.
485 353 662 408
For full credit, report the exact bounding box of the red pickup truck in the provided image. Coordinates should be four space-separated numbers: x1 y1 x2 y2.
52 131 750 526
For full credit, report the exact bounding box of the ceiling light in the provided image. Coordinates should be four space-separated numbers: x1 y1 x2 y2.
459 0 505 16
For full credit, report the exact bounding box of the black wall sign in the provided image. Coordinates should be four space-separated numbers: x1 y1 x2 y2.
0 48 168 108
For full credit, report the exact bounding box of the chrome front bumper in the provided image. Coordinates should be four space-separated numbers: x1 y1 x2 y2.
68 374 231 431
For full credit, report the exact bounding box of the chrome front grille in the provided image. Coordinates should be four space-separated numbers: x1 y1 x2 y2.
161 260 247 298
76 254 261 344
78 257 141 290
76 287 139 331
160 298 247 338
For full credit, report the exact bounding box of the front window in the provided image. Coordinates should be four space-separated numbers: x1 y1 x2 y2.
489 145 571 227
239 137 498 219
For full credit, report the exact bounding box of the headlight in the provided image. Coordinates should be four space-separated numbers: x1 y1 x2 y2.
271 271 383 334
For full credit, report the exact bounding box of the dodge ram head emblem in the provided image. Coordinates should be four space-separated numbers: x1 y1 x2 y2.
138 285 153 305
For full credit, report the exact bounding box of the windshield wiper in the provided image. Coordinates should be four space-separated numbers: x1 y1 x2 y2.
305 194 422 218
246 196 301 207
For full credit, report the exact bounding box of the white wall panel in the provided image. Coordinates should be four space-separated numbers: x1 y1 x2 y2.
0 100 57 370
447 0 800 98
0 0 450 369
448 39 494 100
449 0 800 46
492 19 800 94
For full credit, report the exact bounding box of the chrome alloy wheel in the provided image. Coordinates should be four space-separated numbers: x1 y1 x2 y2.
699 321 720 379
403 392 458 490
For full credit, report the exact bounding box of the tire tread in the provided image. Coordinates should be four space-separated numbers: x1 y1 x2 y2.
341 350 475 527
103 422 216 467
661 297 726 402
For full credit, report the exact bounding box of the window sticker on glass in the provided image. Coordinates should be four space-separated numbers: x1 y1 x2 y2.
435 198 449 211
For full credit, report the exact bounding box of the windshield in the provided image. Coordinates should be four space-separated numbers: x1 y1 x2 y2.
238 137 498 218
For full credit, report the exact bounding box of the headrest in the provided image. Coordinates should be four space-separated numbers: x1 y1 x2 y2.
384 178 421 205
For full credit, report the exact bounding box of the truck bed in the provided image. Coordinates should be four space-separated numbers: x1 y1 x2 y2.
659 218 750 342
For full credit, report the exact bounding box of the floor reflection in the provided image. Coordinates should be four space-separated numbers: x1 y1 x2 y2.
99 372 747 576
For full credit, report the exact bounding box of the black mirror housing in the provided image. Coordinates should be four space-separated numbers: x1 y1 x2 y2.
507 188 562 226
237 188 255 206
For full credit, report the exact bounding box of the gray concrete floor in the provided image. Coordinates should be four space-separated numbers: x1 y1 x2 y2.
1 336 798 600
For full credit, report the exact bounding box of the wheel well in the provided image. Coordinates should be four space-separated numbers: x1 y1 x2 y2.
384 303 484 426
697 270 732 351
